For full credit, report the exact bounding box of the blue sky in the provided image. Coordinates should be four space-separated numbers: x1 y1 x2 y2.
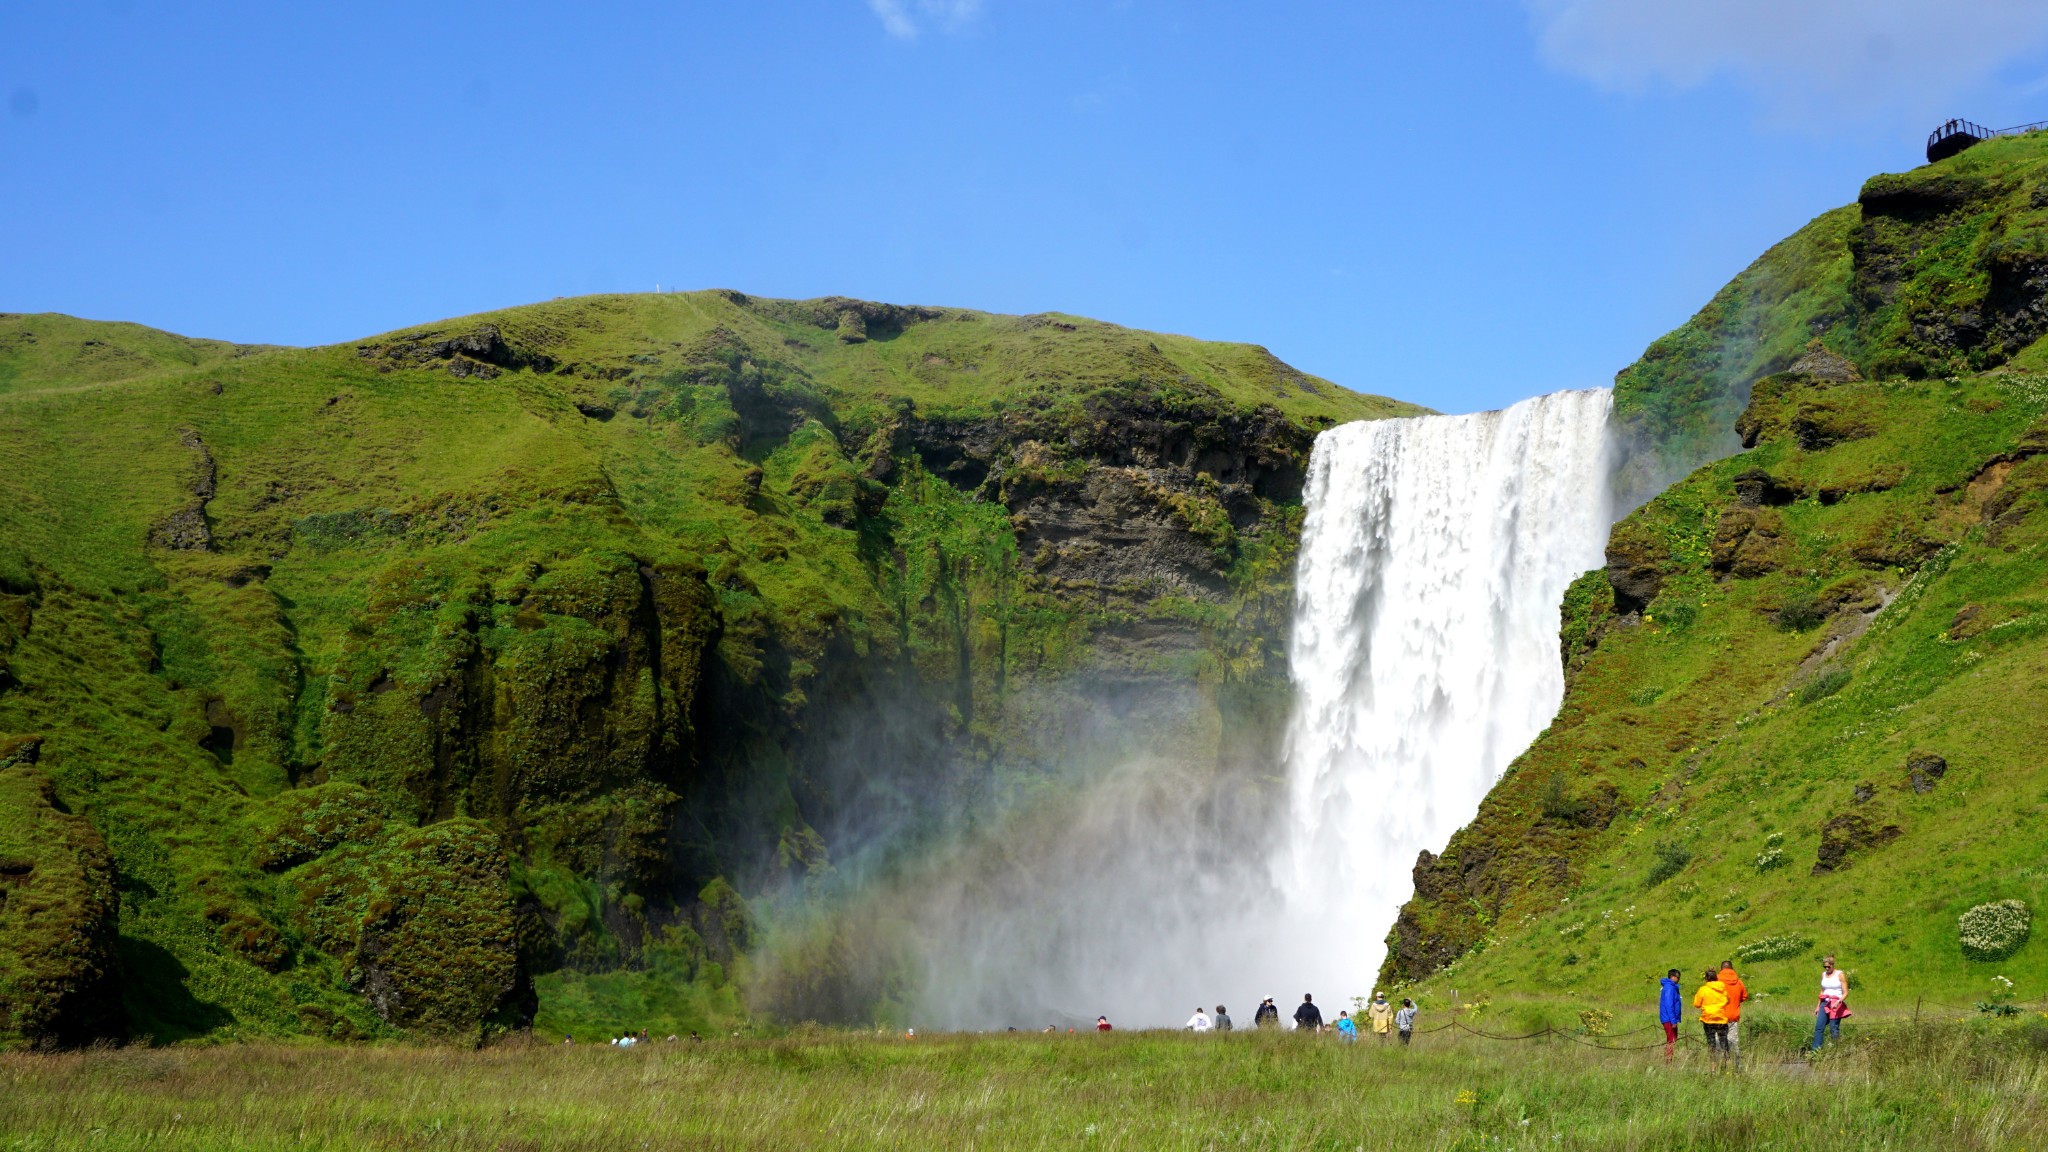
6 2 2048 414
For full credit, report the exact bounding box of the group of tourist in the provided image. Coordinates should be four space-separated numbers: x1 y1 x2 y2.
1098 993 1423 1043
577 955 1853 1056
563 1030 702 1046
1659 955 1850 1066
1281 992 1420 1043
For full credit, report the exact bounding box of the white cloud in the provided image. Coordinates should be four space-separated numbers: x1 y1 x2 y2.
867 0 985 40
1525 0 2048 119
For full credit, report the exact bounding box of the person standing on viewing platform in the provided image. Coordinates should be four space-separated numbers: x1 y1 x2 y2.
1812 956 1850 1050
1658 969 1683 1063
1294 993 1324 1033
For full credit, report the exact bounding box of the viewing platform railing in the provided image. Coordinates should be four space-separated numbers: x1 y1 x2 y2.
1927 117 2048 163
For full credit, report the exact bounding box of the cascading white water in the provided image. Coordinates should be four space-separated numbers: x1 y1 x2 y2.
1268 388 1615 997
892 388 1615 1029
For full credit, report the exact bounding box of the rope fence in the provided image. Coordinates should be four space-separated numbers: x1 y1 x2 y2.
1329 1003 2022 1054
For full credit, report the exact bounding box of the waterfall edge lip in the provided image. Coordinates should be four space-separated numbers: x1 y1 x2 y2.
1312 386 1616 437
1272 386 1615 994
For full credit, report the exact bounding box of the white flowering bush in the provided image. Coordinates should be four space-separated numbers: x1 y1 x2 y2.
1735 934 1811 962
1977 974 2020 1015
1754 848 1785 872
1958 900 2031 962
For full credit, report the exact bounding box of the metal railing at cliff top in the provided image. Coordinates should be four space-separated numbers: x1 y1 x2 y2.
1927 117 2048 163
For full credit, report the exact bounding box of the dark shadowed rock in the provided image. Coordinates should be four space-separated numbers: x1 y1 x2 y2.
1812 810 1902 875
1732 468 1798 508
1606 523 1674 614
147 429 217 551
1907 752 1948 794
0 737 123 1048
355 323 558 378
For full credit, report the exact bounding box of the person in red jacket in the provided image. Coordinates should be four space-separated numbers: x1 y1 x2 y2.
1095 1016 1112 1032
1718 961 1749 1070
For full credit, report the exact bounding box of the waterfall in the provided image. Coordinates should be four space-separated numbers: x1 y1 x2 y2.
1270 388 1614 996
889 388 1614 1029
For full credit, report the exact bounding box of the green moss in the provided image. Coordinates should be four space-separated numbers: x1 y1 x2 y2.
0 737 122 1047
293 819 518 1035
251 782 387 871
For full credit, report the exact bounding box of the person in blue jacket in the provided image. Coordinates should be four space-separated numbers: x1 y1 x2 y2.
1658 968 1684 1063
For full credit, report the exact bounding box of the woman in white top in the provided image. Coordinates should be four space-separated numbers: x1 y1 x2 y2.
1811 955 1850 1049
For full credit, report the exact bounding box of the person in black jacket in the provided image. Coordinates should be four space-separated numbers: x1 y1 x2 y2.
1254 998 1280 1028
1293 993 1323 1033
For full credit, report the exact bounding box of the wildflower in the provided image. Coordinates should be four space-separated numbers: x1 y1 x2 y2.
1456 1090 1479 1106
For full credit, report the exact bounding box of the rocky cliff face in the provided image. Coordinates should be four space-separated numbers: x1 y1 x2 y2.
0 297 1417 1043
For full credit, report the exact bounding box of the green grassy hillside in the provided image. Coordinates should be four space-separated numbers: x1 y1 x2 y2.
0 313 266 396
0 291 1417 1045
1612 130 2048 506
1388 132 2048 1016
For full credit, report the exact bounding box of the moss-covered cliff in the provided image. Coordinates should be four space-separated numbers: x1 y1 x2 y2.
0 736 122 1047
1385 132 2048 1007
0 294 1418 1043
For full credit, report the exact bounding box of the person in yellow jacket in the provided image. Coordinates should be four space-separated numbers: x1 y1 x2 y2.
1692 968 1732 1065
1367 992 1394 1041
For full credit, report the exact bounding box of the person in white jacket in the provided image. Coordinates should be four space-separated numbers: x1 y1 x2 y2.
1185 1008 1213 1032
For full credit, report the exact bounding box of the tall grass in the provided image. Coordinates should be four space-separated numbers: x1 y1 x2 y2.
3 1020 2045 1150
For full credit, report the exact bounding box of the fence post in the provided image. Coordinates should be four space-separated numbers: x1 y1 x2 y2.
1914 996 1921 1025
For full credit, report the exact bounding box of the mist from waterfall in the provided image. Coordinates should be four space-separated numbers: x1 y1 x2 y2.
1270 388 1615 996
883 389 1616 1029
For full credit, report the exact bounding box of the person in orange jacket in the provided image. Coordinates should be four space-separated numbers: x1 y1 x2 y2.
1692 968 1731 1065
1718 960 1748 1069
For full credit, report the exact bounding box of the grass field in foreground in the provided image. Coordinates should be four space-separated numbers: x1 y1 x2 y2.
4 1018 2047 1151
